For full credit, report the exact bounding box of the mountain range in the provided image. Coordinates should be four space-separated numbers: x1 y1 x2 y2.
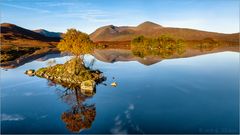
0 21 239 47
0 23 60 47
33 29 62 38
90 21 239 42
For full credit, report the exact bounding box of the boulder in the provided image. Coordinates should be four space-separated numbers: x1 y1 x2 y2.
111 82 117 87
25 69 35 76
81 80 96 96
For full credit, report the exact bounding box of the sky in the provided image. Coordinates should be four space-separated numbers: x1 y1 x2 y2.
0 0 239 34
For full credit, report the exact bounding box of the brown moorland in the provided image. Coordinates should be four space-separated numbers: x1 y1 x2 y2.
0 23 60 47
90 21 239 43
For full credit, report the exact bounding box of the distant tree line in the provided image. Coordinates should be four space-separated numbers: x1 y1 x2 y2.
131 35 185 58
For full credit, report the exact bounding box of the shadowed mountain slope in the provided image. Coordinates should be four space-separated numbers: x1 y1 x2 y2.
34 29 62 38
1 23 60 47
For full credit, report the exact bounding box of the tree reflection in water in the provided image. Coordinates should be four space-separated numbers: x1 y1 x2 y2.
44 58 105 133
53 83 97 133
34 28 106 133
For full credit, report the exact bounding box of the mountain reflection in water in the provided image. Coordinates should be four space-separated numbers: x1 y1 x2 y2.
93 44 238 66
1 44 238 69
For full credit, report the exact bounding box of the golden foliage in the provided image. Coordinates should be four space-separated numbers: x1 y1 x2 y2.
57 29 94 56
131 35 185 58
61 105 96 132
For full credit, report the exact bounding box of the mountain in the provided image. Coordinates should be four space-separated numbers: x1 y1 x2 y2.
136 21 163 29
0 23 60 47
34 29 62 38
90 21 239 42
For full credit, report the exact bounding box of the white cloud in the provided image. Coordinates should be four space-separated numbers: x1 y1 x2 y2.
1 114 24 121
128 104 135 110
0 3 50 13
39 115 48 119
111 115 127 134
114 115 120 121
110 126 127 134
54 9 116 23
36 2 90 7
23 92 33 96
45 2 75 7
110 103 145 134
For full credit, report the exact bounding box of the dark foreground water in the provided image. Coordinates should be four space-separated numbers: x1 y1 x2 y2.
1 51 239 134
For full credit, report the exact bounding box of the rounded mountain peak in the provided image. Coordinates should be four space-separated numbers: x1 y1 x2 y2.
34 29 47 32
137 21 163 29
1 23 17 27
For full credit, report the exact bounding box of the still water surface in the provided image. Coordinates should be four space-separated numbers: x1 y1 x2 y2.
1 51 239 134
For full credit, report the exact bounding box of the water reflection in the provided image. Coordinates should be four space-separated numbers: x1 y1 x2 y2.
50 80 97 133
0 43 238 69
93 44 238 66
60 87 96 132
39 56 106 133
1 50 239 134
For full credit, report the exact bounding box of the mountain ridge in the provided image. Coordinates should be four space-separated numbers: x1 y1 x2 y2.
34 29 62 38
0 23 60 47
1 22 239 46
90 21 239 42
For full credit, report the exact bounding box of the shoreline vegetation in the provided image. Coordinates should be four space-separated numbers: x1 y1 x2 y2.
1 36 238 69
131 35 185 58
0 46 59 69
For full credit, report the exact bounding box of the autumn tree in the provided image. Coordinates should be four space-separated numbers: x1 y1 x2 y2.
57 29 94 57
57 28 94 67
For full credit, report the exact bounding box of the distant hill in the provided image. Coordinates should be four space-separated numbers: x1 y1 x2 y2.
0 23 60 47
34 29 62 38
90 21 239 42
1 22 238 47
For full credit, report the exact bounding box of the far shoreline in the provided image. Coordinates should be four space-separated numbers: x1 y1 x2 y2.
0 41 238 69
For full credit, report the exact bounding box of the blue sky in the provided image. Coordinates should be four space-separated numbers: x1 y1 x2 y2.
0 0 239 34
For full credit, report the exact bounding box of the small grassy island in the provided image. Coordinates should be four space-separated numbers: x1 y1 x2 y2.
32 28 102 132
35 58 104 85
31 29 106 93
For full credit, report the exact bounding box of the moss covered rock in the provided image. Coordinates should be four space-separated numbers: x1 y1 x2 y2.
35 58 104 85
